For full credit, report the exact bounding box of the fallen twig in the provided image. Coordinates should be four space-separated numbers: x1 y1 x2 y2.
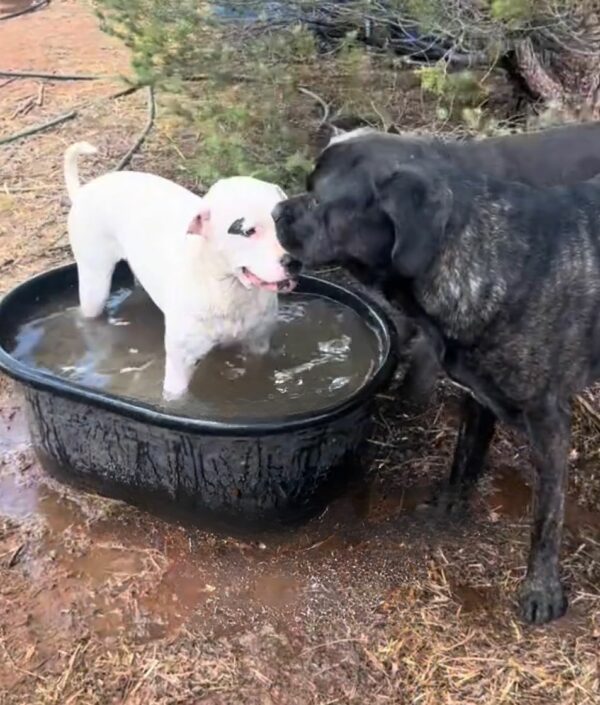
105 84 141 101
115 85 155 170
2 185 53 193
0 76 18 89
10 95 36 119
8 543 25 568
575 394 600 429
0 109 77 146
298 85 330 127
0 0 49 22
53 642 87 700
184 73 257 83
0 84 141 148
0 640 47 683
0 69 103 81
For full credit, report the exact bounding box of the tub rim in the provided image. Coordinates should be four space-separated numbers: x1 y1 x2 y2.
0 263 398 436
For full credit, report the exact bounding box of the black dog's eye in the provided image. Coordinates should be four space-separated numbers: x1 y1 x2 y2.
244 227 256 236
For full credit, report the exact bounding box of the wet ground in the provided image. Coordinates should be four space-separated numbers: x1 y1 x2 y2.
0 387 554 642
2 372 600 703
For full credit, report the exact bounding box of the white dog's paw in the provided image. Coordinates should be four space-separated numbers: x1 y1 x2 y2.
245 336 271 356
163 360 193 401
162 385 187 402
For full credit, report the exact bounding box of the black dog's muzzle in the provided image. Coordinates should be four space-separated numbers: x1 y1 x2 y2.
280 253 303 277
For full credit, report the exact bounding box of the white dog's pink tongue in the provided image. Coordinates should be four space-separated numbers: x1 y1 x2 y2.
244 269 282 292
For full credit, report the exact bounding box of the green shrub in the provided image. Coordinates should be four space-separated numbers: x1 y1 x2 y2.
490 0 534 24
94 0 582 187
418 63 487 111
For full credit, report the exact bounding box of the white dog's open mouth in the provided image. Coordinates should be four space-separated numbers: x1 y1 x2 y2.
240 267 297 293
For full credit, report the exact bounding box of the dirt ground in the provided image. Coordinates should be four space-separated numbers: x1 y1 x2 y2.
1 2 599 704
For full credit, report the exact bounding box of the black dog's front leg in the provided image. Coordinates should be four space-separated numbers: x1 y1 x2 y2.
399 328 441 405
439 393 496 512
519 401 570 624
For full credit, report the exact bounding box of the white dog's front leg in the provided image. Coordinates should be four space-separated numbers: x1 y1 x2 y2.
244 331 272 356
163 322 214 400
244 301 277 356
163 354 195 401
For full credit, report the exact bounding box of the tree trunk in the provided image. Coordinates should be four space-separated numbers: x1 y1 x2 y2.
515 10 600 119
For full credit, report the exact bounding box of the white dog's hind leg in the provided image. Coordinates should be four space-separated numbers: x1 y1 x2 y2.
77 260 116 319
69 203 119 319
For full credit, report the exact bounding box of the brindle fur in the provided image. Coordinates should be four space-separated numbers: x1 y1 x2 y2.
273 150 600 624
319 125 600 401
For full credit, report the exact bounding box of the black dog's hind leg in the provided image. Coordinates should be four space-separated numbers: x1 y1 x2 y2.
519 400 569 624
438 393 496 513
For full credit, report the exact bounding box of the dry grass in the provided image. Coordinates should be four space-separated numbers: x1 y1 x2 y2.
1 378 599 705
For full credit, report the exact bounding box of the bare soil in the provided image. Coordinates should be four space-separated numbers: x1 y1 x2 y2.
1 2 599 704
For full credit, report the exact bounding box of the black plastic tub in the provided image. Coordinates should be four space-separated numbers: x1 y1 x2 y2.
0 263 397 531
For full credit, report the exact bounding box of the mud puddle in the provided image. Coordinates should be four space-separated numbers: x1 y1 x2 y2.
2 401 599 643
0 461 304 641
486 465 600 535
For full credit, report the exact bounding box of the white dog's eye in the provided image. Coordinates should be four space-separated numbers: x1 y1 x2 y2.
227 219 255 237
228 218 245 235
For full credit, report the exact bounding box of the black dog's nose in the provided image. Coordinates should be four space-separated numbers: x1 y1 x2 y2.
280 254 302 276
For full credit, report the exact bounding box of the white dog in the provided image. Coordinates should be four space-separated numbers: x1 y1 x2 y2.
64 142 296 400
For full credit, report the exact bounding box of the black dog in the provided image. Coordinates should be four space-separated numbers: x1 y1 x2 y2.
321 124 600 400
325 123 600 187
273 150 600 624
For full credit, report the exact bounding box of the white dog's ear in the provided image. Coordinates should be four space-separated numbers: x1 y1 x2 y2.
187 207 211 236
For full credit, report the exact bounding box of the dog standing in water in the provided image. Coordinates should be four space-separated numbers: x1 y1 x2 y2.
64 142 297 400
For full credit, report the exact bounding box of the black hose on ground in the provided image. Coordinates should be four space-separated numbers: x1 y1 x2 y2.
0 0 50 22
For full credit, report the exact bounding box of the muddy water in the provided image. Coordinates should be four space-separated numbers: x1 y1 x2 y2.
8 285 382 419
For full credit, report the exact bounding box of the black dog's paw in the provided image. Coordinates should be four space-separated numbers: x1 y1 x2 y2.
518 577 567 624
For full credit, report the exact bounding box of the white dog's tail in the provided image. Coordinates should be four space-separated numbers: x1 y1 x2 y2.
64 141 98 201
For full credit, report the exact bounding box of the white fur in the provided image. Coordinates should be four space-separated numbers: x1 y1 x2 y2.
65 142 289 400
326 126 427 150
64 141 97 200
327 126 375 148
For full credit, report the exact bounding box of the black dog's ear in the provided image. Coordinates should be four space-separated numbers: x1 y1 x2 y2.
376 166 452 278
